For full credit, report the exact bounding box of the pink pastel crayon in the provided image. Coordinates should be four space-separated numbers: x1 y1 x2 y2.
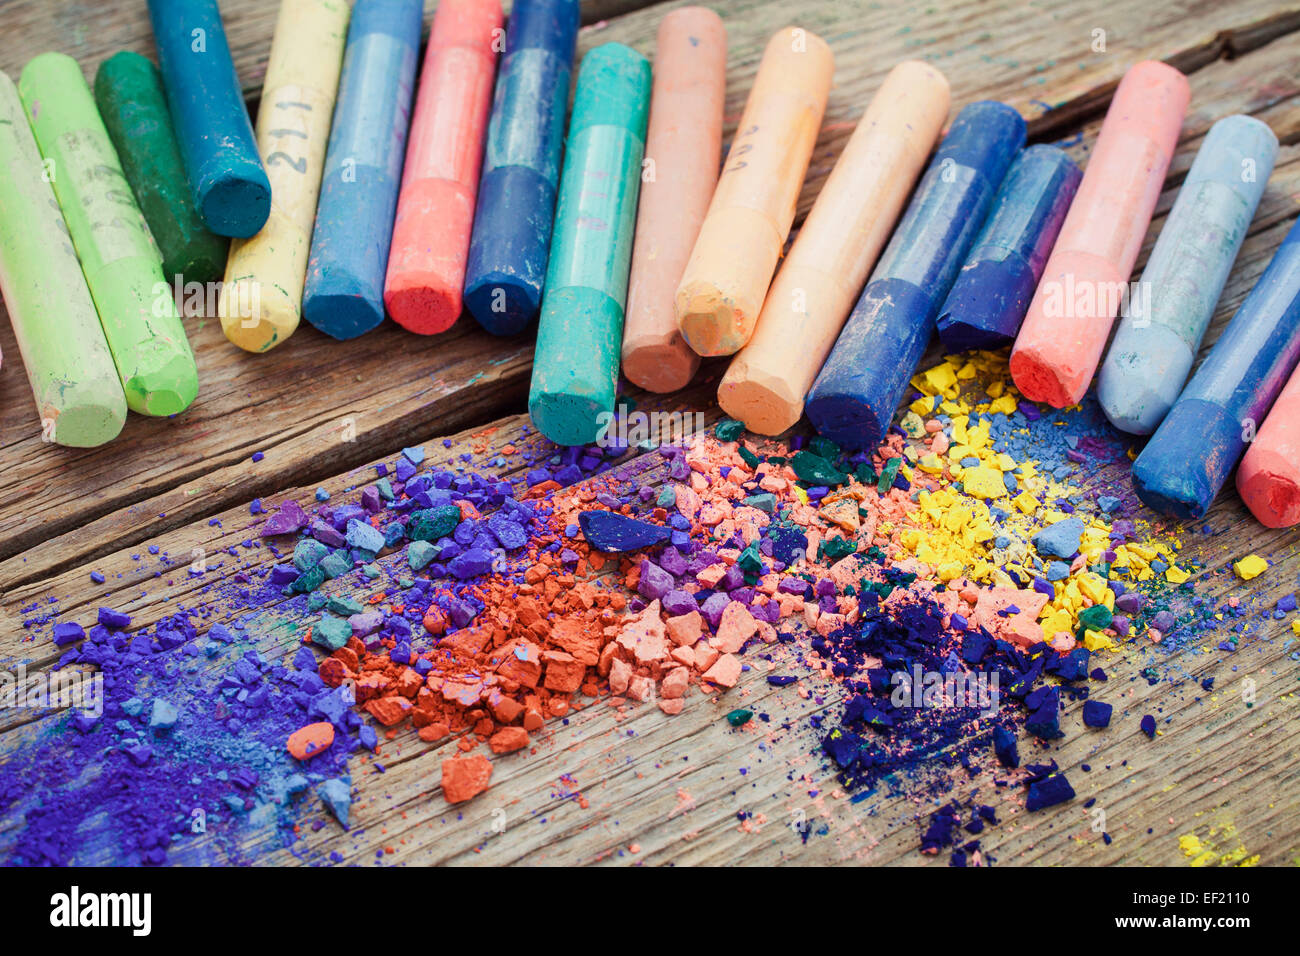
1238 365 1300 527
1010 61 1189 407
385 0 502 334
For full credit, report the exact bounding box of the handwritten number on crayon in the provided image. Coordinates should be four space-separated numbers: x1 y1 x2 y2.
725 126 759 174
267 152 307 174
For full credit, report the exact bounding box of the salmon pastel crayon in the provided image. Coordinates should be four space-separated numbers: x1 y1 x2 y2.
805 100 1024 446
20 53 199 417
528 44 651 445
621 7 726 391
674 27 833 357
1238 361 1300 527
1098 115 1278 434
1010 60 1189 407
463 0 580 337
1133 218 1300 520
148 0 271 238
0 71 126 447
303 0 423 341
385 0 503 335
717 61 949 435
94 51 228 285
935 145 1081 352
219 0 349 352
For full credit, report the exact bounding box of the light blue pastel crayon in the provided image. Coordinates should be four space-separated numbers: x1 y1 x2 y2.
302 0 423 340
805 101 1025 448
1098 115 1278 434
464 0 581 337
1133 217 1300 519
148 0 270 238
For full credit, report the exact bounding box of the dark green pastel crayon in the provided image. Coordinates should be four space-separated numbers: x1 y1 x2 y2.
95 51 228 284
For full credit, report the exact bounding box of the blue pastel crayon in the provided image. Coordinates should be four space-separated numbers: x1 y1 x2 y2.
147 0 270 238
463 0 581 337
1099 115 1278 434
302 0 423 340
805 101 1025 447
1132 218 1300 519
936 145 1081 352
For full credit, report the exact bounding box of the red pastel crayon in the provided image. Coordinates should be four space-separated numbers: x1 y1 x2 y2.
385 0 502 334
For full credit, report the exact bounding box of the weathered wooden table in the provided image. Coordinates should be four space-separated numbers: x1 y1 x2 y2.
1 0 1298 865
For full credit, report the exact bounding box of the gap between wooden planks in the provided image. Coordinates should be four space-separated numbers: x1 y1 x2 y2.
3 0 1300 591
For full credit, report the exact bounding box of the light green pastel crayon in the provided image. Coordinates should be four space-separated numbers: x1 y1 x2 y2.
0 70 126 447
19 52 199 416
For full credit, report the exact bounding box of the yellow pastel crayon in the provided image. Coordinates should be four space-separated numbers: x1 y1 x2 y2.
220 0 349 352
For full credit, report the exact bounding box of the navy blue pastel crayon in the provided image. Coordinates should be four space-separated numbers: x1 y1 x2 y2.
463 0 581 336
302 0 423 340
1132 218 1300 519
148 0 270 238
936 144 1081 352
805 101 1025 447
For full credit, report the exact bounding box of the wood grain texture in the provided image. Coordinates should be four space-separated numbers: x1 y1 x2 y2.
1 0 1299 867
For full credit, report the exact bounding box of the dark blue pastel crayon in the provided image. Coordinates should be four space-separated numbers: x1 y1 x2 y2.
463 0 581 337
936 144 1081 352
302 0 423 340
1132 218 1300 519
805 101 1025 447
147 0 270 238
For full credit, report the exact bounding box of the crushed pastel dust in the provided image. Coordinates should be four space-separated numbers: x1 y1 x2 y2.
3 351 1293 865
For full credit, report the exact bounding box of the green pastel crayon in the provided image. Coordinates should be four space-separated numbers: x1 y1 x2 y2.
94 51 228 285
19 52 199 417
0 71 126 447
527 43 651 446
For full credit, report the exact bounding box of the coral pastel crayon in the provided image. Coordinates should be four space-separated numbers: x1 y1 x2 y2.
674 27 833 357
1239 360 1300 528
1010 60 1189 407
385 0 503 334
717 61 949 435
621 7 726 392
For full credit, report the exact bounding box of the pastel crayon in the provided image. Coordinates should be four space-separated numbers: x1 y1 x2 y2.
302 0 423 341
935 145 1081 352
805 101 1025 447
717 61 950 435
1133 218 1300 520
621 7 727 392
148 0 271 238
94 51 228 285
463 0 580 337
1098 115 1278 434
219 0 349 352
1010 61 1189 408
0 71 126 447
527 43 651 446
1238 362 1300 528
674 27 834 357
19 53 199 417
385 0 503 335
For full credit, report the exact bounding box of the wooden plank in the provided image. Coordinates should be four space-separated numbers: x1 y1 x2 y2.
4 0 1300 590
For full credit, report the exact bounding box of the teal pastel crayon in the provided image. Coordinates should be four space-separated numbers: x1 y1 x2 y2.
935 145 1081 352
527 43 651 446
1132 218 1300 520
303 0 423 340
805 101 1025 448
94 51 229 285
1098 115 1278 434
148 0 271 238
